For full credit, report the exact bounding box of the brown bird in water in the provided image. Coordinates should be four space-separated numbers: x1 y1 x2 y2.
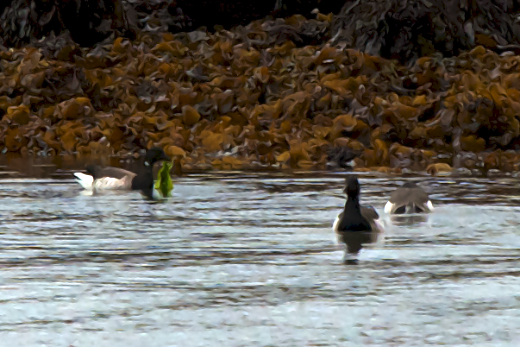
384 181 434 214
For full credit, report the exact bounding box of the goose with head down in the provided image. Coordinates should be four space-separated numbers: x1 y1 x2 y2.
384 181 434 214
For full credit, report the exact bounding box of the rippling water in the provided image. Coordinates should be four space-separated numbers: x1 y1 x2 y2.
1 172 520 346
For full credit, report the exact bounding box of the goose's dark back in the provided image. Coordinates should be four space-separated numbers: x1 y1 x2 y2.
390 185 429 205
361 206 379 221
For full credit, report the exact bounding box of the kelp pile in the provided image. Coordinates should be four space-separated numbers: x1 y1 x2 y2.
331 0 520 63
2 3 520 174
0 0 134 47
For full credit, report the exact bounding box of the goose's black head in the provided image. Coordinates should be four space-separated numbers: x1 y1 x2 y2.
343 176 361 198
144 147 171 167
85 164 97 178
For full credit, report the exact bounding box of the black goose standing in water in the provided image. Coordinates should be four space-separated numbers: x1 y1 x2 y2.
384 181 434 214
333 176 384 264
74 147 171 200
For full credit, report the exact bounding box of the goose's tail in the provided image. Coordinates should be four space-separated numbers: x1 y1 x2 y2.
74 172 94 190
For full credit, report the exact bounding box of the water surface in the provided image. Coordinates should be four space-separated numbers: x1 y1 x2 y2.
1 172 520 346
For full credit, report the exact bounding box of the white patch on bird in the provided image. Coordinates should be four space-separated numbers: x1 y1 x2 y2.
332 214 341 244
384 201 394 214
93 177 126 190
332 214 341 233
74 172 94 190
426 200 434 211
144 161 150 166
152 187 163 200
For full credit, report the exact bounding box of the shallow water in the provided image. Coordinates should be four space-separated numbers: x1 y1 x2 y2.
1 172 520 346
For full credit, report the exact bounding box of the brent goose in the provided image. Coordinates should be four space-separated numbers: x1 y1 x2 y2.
384 182 434 214
333 176 384 264
74 147 171 200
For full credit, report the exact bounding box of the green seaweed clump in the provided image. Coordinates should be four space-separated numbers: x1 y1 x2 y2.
154 161 174 198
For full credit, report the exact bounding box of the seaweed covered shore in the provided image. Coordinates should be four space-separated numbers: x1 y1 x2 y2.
2 0 520 175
